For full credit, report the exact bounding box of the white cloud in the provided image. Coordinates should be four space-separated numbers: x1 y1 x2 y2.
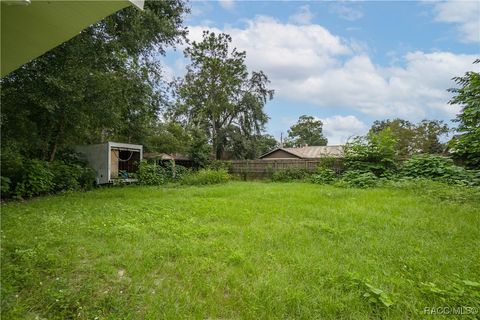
289 5 314 25
219 0 235 11
321 115 368 145
185 16 476 122
330 3 363 21
431 0 480 43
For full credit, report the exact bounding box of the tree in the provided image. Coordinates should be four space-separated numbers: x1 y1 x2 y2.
344 128 398 176
448 59 480 169
370 118 449 157
285 115 327 147
175 31 274 160
1 0 188 162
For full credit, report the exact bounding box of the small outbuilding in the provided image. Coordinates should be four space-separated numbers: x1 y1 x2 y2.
76 142 143 184
259 145 344 160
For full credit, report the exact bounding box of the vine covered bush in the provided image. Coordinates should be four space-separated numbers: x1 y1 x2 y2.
400 154 479 186
336 171 379 188
310 168 337 185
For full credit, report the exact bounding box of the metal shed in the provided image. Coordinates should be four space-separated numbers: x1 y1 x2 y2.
75 142 143 185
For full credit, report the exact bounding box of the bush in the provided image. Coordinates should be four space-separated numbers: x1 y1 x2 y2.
271 169 309 182
1 176 12 198
138 161 166 185
344 128 397 176
51 162 82 192
401 155 479 186
161 161 189 182
180 168 230 186
337 170 378 188
311 168 337 185
15 160 55 198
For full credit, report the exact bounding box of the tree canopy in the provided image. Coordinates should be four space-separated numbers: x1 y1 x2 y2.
285 115 328 147
1 0 188 162
370 118 449 157
448 59 480 169
174 31 274 160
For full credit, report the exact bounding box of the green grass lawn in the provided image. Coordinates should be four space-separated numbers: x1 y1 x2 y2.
1 182 479 319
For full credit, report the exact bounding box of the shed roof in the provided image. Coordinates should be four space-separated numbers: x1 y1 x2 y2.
259 145 344 159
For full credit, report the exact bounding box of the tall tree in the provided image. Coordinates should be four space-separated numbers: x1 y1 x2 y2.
175 31 274 160
448 59 480 169
1 0 188 161
285 115 328 147
370 118 449 157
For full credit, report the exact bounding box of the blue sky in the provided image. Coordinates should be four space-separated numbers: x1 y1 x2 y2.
162 0 479 144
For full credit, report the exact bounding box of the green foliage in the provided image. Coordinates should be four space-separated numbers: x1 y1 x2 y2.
310 168 337 184
187 128 212 169
271 169 310 182
15 160 55 198
51 162 83 192
448 60 480 169
370 118 449 157
175 31 273 160
1 176 12 198
159 161 189 182
420 278 480 309
348 274 394 308
337 170 379 188
401 154 479 186
1 0 188 162
317 156 345 173
285 115 327 147
180 169 230 185
137 161 165 185
344 128 397 176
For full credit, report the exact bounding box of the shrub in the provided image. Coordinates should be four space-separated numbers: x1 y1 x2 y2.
337 170 378 188
344 128 397 176
16 160 55 198
1 176 12 198
159 161 189 182
271 169 309 182
310 168 337 184
138 161 165 185
401 155 479 186
51 162 82 192
180 168 230 185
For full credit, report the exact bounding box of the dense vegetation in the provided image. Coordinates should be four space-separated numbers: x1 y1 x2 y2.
2 182 479 319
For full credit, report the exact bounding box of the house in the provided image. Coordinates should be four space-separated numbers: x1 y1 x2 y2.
76 142 143 184
259 145 344 160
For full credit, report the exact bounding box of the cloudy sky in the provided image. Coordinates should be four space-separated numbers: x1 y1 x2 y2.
162 0 479 144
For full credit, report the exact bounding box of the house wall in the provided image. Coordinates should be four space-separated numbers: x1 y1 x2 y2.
261 149 300 159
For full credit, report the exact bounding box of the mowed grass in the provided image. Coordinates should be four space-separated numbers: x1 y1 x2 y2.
1 182 479 319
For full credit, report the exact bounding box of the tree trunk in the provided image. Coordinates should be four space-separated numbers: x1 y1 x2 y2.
49 114 65 162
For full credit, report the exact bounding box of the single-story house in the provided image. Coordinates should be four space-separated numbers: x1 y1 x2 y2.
76 142 143 184
259 145 344 160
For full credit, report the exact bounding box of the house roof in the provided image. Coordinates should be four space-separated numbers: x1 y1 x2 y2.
259 145 344 159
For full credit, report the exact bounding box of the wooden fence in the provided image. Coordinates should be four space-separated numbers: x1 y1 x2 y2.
227 159 344 178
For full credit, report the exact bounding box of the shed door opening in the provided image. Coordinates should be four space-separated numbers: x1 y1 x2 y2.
110 148 141 179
